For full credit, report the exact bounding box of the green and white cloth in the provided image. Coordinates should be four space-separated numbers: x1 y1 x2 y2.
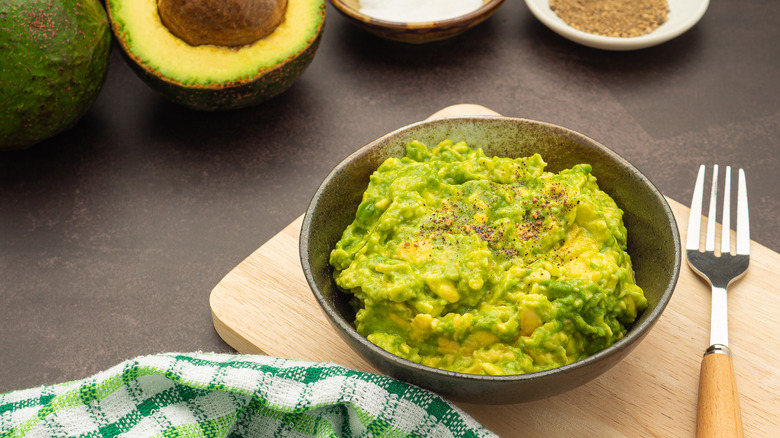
0 353 497 438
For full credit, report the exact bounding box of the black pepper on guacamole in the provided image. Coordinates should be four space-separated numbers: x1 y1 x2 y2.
329 140 647 376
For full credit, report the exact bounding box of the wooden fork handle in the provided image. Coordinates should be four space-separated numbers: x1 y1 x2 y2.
696 346 744 438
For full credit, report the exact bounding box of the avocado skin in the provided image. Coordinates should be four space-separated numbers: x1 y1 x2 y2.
0 0 112 150
108 1 325 111
124 28 323 111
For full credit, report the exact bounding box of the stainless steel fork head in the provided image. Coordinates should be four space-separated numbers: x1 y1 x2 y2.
686 164 750 350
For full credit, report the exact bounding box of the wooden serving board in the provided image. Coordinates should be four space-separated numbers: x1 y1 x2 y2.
210 105 779 437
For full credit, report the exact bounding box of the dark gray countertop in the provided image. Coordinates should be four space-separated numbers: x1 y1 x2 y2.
1 0 778 394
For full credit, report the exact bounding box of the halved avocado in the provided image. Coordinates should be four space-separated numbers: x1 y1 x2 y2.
0 0 111 150
106 0 326 111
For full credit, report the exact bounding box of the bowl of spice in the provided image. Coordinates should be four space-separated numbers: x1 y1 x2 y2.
524 0 710 50
329 0 505 44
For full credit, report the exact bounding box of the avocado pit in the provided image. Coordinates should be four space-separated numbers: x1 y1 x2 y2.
157 0 288 47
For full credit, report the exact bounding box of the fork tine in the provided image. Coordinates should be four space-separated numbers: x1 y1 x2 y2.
720 166 732 255
686 165 706 251
705 165 719 252
736 169 750 255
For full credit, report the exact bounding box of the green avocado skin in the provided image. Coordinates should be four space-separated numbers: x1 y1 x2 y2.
0 0 111 150
123 26 325 111
107 1 326 111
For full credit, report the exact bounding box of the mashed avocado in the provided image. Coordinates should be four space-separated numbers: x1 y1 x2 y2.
330 140 647 376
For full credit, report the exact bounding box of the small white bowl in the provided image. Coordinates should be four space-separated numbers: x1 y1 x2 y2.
524 0 709 51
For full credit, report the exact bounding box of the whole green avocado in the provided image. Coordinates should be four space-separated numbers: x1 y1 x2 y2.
0 0 111 150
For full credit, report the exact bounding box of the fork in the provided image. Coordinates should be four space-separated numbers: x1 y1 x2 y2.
686 165 750 438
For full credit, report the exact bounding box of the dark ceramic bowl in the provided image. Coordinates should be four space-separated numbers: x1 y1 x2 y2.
329 0 505 44
300 116 681 404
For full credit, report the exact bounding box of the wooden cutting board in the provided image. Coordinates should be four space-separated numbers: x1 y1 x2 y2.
210 105 779 437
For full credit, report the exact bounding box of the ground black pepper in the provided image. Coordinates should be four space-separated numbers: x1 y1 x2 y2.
549 0 669 38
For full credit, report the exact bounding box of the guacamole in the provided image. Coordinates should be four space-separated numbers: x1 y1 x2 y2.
330 140 647 376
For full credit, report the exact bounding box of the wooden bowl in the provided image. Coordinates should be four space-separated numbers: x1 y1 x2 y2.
300 114 681 404
329 0 505 43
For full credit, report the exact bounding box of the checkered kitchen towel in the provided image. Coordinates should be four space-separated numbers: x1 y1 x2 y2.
0 353 497 438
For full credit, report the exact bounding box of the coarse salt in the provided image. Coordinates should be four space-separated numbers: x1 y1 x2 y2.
358 0 485 23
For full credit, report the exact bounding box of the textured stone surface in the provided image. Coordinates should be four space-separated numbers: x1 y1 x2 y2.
1 0 778 393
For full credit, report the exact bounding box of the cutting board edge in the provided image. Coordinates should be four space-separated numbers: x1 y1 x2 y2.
210 283 265 355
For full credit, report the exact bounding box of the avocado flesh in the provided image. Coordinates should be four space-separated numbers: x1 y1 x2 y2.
107 0 325 110
0 0 111 150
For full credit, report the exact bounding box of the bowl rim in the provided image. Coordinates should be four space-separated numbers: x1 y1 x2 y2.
300 115 681 386
329 0 506 28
